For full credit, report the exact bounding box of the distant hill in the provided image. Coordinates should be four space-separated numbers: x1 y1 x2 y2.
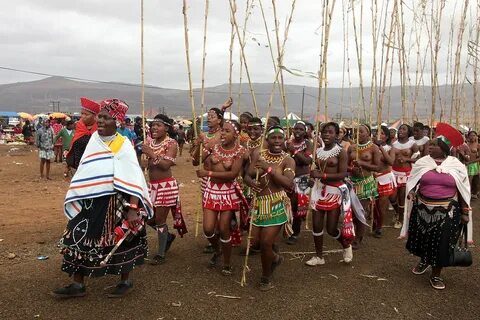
0 76 472 122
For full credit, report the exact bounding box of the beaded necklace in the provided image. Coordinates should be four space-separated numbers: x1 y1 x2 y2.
212 143 245 162
357 140 373 151
206 127 221 140
261 149 288 164
247 137 262 150
381 144 392 152
316 144 342 161
150 135 177 162
291 139 307 152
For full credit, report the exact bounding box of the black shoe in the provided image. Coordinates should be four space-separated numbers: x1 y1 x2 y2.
259 276 274 291
165 233 176 252
150 254 165 265
208 252 222 268
286 236 297 245
412 261 429 275
221 266 233 276
52 283 86 299
374 229 383 238
203 244 215 254
107 281 133 298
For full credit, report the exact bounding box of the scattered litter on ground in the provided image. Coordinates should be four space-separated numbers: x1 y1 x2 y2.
215 294 241 299
36 255 49 260
7 252 16 259
329 274 338 279
171 301 182 307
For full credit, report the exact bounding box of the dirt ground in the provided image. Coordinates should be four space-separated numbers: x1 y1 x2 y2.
0 144 479 320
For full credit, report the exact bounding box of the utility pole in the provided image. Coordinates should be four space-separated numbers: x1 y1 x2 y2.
300 86 305 120
50 101 60 112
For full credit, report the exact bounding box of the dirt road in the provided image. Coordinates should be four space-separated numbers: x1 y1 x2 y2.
0 145 478 320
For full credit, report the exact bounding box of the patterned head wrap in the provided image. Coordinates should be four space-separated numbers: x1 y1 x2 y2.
99 99 129 122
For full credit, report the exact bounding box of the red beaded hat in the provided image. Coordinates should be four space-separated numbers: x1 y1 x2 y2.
80 97 101 115
435 123 464 148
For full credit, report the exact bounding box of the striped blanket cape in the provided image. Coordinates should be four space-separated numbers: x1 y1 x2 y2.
64 131 153 220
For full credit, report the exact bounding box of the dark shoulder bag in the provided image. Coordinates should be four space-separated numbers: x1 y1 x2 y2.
449 224 473 267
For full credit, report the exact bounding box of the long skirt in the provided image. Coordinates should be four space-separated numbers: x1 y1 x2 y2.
406 196 461 267
60 193 147 277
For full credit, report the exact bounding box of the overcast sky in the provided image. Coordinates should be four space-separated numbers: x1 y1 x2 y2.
0 1 475 89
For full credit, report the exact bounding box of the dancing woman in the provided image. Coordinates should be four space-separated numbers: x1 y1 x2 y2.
142 114 187 265
239 112 254 146
192 98 234 253
245 126 295 291
306 122 353 266
53 100 153 298
466 131 480 198
195 120 246 275
373 125 397 238
401 125 470 290
392 124 420 229
285 121 313 245
238 117 265 256
348 124 380 247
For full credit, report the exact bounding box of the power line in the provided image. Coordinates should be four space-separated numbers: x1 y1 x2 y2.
0 65 342 106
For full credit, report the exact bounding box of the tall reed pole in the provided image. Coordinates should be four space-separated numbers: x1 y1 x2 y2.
240 13 296 286
377 0 397 133
228 2 236 98
474 10 480 129
368 0 379 128
229 0 259 116
272 0 292 125
182 0 201 236
450 0 469 127
200 0 209 126
258 0 285 106
140 0 146 141
429 0 445 131
351 0 366 122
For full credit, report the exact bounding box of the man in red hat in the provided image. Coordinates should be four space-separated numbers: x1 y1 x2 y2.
66 97 100 170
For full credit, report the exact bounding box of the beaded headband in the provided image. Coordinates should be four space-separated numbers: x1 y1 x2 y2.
224 120 239 135
267 127 285 136
152 119 171 127
295 121 306 128
436 135 451 146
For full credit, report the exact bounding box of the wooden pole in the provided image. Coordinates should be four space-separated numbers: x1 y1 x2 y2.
182 0 201 237
228 2 236 98
230 0 259 116
450 0 469 127
272 0 293 129
240 8 296 286
140 0 146 142
474 9 480 129
351 0 367 122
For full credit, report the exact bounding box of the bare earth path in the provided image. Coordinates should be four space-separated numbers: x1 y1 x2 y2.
0 145 479 320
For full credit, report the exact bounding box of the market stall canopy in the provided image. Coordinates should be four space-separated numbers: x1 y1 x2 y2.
18 112 34 121
49 112 68 119
178 119 192 126
0 111 19 117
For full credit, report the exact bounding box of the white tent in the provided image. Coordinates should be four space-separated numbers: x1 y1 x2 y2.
283 112 301 120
